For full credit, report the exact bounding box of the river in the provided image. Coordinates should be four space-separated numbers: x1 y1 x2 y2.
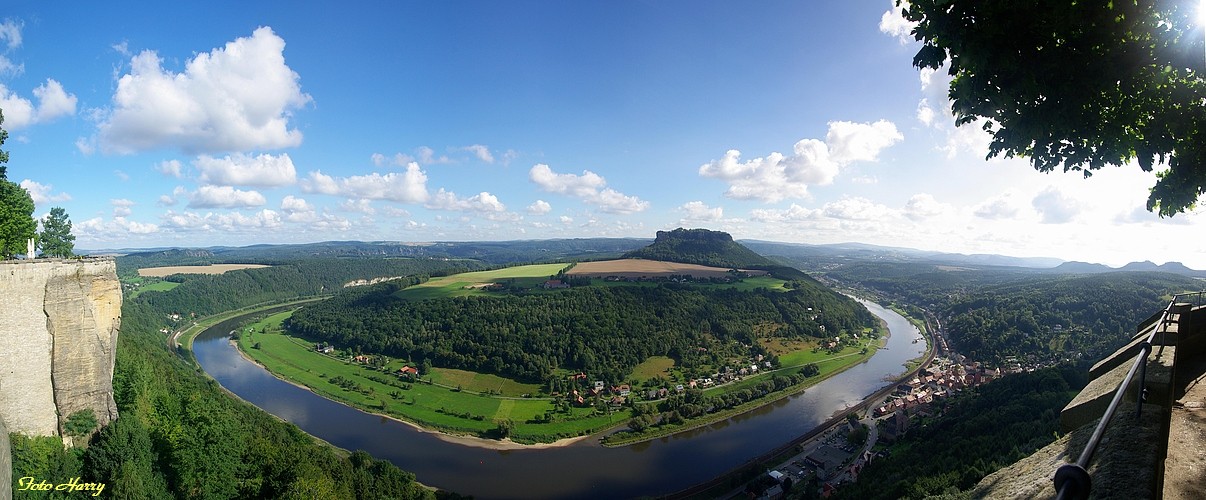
192 299 924 499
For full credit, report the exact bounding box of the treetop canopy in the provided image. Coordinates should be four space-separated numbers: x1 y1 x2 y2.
901 0 1206 216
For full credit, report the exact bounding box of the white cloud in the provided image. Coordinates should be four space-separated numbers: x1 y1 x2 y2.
529 164 650 214
916 99 935 126
97 27 311 154
157 195 176 207
161 209 285 231
974 192 1025 220
559 215 574 224
749 204 819 223
74 138 96 155
111 198 136 217
878 0 914 44
0 20 23 77
280 195 312 213
0 20 22 50
0 79 78 129
527 199 552 215
382 206 411 218
821 197 896 221
77 216 159 236
678 201 723 221
156 159 183 178
462 144 494 163
195 153 297 187
426 189 507 213
340 198 376 214
300 163 429 203
827 120 904 164
1032 187 1081 224
19 179 71 204
902 193 950 220
416 146 451 165
188 185 267 208
699 120 902 203
851 175 879 185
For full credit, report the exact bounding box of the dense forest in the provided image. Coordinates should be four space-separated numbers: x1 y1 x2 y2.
825 263 1202 365
833 364 1089 499
285 280 876 384
10 258 472 499
136 258 483 318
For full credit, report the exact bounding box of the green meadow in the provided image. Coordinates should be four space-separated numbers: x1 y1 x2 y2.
395 263 571 301
126 279 180 299
237 309 618 443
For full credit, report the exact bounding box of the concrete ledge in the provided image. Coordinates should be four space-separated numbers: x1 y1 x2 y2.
1091 332 1152 379
1065 358 1142 433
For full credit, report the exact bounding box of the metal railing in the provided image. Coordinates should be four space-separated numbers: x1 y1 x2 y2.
1052 292 1202 499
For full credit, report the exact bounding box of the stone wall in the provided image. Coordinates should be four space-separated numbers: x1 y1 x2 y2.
0 258 121 440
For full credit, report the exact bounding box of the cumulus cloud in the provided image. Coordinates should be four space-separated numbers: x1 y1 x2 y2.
0 80 78 129
1032 187 1081 224
678 201 723 221
699 120 902 202
97 27 311 154
300 163 429 203
529 164 649 214
878 1 914 44
77 216 159 236
0 19 23 76
902 193 950 220
527 199 552 215
19 180 71 204
426 189 507 213
156 159 184 178
111 198 136 217
974 192 1024 220
161 209 286 231
821 197 896 221
462 144 494 163
749 204 819 223
195 153 297 187
188 185 267 208
916 99 936 127
340 198 376 214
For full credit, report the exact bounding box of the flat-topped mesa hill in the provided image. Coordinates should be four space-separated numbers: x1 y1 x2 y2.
622 228 776 269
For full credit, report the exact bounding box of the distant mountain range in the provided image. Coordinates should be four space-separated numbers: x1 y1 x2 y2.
85 231 1205 278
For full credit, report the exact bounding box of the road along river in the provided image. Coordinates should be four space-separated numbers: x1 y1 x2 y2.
192 300 925 499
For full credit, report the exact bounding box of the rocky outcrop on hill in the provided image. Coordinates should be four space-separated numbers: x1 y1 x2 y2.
0 258 121 442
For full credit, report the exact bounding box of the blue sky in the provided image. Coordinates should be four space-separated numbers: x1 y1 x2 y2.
2 1 1204 268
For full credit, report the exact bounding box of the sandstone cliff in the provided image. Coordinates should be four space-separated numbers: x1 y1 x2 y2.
0 258 121 443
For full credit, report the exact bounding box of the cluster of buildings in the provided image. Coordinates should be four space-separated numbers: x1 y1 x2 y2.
871 359 1001 418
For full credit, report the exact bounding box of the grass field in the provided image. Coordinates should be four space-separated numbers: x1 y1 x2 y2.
237 310 618 443
127 280 180 299
395 263 571 301
138 263 271 277
629 356 675 380
427 367 541 397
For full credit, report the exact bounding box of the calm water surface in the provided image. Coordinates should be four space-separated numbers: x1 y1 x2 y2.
193 299 923 499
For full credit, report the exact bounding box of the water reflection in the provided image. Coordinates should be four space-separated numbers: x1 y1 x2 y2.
193 299 923 499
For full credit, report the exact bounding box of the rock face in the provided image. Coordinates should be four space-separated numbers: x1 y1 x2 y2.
0 258 121 441
1 414 10 500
